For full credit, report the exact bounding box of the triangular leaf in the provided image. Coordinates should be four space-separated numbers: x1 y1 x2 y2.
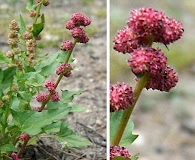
0 144 17 153
32 14 45 37
26 0 36 11
61 90 83 104
43 121 62 134
110 110 138 146
11 106 71 135
55 122 91 148
19 15 26 36
0 67 16 91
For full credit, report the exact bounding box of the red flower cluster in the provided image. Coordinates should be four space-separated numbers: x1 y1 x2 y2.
113 7 184 53
61 40 73 51
11 152 20 160
66 13 91 29
63 13 91 45
36 93 47 102
113 7 183 92
45 80 55 92
128 47 167 75
110 82 134 112
20 134 29 141
56 63 72 77
110 146 131 160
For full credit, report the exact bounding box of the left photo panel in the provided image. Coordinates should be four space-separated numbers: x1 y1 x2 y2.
0 0 107 159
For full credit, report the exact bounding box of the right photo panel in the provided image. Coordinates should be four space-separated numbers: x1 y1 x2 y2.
110 1 195 160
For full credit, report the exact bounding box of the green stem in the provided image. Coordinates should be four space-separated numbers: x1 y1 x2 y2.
39 38 78 111
111 74 150 145
34 1 43 24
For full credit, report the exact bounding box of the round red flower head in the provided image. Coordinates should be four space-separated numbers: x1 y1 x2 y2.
146 65 178 92
128 47 167 76
110 82 134 112
110 146 131 160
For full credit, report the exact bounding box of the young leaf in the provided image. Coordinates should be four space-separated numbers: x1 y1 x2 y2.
0 67 16 91
25 72 45 87
26 0 36 11
130 154 139 160
0 51 10 64
0 144 17 153
19 15 26 36
32 14 45 37
110 110 138 146
55 122 91 148
35 53 60 77
61 90 83 104
11 106 71 135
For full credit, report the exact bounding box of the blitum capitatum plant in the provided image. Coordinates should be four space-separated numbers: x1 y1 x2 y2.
110 7 184 160
0 0 91 159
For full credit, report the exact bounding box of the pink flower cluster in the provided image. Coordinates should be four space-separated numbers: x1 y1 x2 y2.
113 7 183 92
63 12 91 46
66 13 91 29
61 40 73 51
56 63 72 77
20 134 29 141
114 8 184 54
36 80 60 104
110 82 134 112
110 146 131 160
11 152 20 160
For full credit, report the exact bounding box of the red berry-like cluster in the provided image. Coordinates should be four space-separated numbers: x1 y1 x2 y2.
51 91 60 102
63 12 91 46
66 13 91 29
45 80 55 92
128 47 167 75
61 40 73 51
110 146 131 160
20 134 29 141
36 93 48 102
110 82 134 112
56 63 72 77
11 152 20 160
113 7 183 92
113 7 184 53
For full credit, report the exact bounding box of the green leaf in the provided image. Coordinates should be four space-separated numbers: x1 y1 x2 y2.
110 111 138 146
61 90 83 104
57 50 74 63
130 154 139 160
0 67 16 91
47 101 65 110
0 51 10 64
43 121 62 134
25 72 45 87
19 15 26 36
35 53 60 77
69 104 86 112
113 156 130 160
32 14 45 37
26 0 36 11
0 144 17 153
55 122 91 148
11 106 71 135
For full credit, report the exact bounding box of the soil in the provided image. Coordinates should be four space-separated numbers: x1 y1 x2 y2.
0 0 107 160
